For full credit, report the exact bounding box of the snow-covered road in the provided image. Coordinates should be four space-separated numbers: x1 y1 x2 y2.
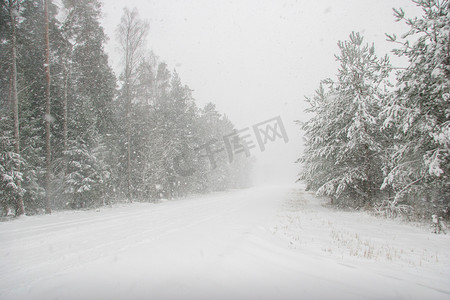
0 185 449 299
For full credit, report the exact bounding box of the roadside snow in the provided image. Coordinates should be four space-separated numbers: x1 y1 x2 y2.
0 185 448 299
272 186 450 299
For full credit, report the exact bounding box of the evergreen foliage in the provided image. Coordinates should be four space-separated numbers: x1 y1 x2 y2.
299 0 449 220
0 1 252 215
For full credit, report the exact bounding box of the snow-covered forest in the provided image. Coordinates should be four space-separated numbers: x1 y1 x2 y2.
0 0 449 298
299 0 449 223
1 0 252 216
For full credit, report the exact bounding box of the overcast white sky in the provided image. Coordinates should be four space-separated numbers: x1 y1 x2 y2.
99 0 423 184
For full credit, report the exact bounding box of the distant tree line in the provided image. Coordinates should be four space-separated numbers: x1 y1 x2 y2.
298 0 449 220
0 0 252 216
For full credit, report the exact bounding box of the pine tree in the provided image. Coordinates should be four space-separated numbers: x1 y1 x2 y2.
53 0 116 207
63 137 110 208
0 1 252 211
0 119 24 216
130 55 158 199
299 32 392 206
382 0 449 212
166 70 199 197
194 103 251 192
13 0 61 213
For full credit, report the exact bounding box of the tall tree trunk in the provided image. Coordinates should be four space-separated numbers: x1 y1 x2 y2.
9 0 25 216
61 67 69 183
363 143 372 203
8 71 13 112
124 48 132 201
126 80 132 202
44 0 52 214
125 53 132 201
63 70 68 153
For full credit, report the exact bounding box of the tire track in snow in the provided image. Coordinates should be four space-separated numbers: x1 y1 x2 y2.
0 190 258 295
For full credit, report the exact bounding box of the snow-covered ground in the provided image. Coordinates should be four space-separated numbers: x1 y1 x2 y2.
0 185 449 300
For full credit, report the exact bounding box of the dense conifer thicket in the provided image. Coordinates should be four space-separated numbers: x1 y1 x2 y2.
299 0 449 221
0 1 252 216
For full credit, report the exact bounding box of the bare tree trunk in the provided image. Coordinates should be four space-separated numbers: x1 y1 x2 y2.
8 0 24 216
63 70 68 153
61 68 69 183
126 80 132 201
363 143 372 203
44 0 52 214
8 71 13 112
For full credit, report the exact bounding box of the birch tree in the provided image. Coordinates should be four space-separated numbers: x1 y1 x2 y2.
116 7 148 200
